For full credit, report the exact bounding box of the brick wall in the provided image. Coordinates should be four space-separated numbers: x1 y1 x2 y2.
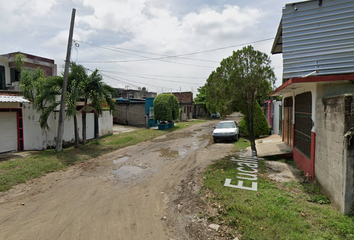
172 92 193 103
315 94 354 214
113 102 145 126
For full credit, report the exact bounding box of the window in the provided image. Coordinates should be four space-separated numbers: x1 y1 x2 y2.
0 66 5 90
10 68 20 82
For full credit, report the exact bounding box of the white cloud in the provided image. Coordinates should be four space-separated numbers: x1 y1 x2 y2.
75 2 262 53
0 0 57 33
1 0 290 93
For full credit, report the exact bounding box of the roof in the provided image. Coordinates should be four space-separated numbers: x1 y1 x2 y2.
270 74 354 96
0 95 30 103
271 0 354 79
0 52 55 64
271 19 282 54
271 0 319 54
114 98 145 103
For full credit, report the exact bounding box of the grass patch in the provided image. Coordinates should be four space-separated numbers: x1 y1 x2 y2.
234 137 251 150
0 121 206 192
201 156 354 239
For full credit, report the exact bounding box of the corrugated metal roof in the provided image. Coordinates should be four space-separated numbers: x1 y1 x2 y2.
0 95 30 103
281 0 354 79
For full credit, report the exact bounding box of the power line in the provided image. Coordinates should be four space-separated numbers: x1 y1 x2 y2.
82 49 203 89
74 38 273 63
75 40 220 63
96 69 203 84
75 40 215 68
98 70 205 79
97 71 180 91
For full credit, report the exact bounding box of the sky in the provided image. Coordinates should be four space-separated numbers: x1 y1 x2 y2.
0 0 301 96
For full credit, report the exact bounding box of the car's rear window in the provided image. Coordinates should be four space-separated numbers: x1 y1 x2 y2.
216 122 235 129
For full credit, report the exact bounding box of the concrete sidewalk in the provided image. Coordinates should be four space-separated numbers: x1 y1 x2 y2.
255 134 293 158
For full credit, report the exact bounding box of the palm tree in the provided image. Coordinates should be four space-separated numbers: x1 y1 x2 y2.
20 65 82 148
81 68 116 145
67 63 87 148
20 62 116 148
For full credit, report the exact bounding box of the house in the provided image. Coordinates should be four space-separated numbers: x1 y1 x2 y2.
115 87 157 99
263 100 282 135
113 97 158 128
270 0 354 214
113 98 146 126
171 91 193 121
0 52 57 91
0 52 113 153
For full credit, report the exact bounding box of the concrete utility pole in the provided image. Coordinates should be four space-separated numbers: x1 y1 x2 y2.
56 8 76 152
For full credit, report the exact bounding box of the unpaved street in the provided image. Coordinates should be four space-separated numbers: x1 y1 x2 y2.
0 116 241 240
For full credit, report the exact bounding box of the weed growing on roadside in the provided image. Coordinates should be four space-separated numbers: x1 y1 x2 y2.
201 156 354 239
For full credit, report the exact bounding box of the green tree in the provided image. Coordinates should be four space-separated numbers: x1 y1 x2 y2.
205 45 275 154
238 102 269 138
153 93 179 122
20 63 116 148
80 67 116 145
14 53 25 71
194 85 207 113
205 61 236 118
229 45 275 154
67 63 87 148
20 67 81 148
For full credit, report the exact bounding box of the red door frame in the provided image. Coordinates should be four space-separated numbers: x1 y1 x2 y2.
0 108 24 151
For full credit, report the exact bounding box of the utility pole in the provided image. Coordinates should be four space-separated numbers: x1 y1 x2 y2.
56 8 76 152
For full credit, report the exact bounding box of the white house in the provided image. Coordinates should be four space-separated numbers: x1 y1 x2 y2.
0 52 113 153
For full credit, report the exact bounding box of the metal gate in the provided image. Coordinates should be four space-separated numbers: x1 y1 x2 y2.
294 92 312 158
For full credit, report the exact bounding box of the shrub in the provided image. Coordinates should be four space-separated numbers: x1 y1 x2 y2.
153 93 179 122
239 102 269 137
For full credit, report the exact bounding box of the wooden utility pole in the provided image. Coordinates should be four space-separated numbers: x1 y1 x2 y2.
56 8 76 152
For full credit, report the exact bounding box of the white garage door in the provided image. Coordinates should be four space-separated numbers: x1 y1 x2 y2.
0 112 17 153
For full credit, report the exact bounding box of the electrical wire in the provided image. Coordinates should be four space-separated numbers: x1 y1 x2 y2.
74 38 273 63
75 40 220 63
93 69 203 84
98 70 205 79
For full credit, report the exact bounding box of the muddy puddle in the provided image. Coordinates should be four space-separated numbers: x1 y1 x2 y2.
113 156 130 164
112 166 143 179
156 148 179 160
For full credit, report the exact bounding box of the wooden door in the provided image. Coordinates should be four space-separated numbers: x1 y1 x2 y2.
283 97 293 147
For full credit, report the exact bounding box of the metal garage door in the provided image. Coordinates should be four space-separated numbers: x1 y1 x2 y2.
0 112 17 153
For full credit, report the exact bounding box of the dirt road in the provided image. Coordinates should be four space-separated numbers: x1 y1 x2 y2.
0 116 241 240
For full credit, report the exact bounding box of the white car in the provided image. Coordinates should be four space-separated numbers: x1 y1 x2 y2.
212 120 240 143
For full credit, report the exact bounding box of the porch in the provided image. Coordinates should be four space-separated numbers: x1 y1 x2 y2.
256 135 293 158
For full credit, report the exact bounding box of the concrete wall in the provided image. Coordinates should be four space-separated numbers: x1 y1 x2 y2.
315 94 354 214
99 111 113 136
113 102 145 126
22 103 113 150
272 101 282 135
318 82 354 99
179 104 192 121
0 102 20 108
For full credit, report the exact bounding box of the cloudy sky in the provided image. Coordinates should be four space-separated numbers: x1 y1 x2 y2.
1 0 300 96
